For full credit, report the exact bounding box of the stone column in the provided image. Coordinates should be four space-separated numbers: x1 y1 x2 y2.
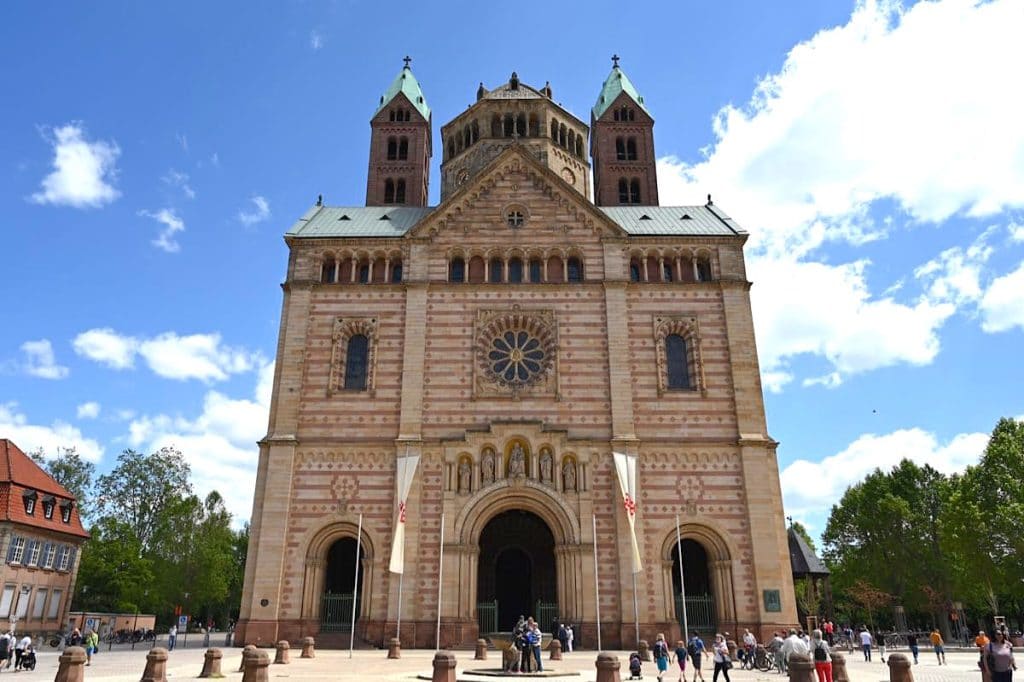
475 639 488 660
301 637 315 658
787 652 816 682
432 651 457 682
831 652 849 682
198 648 223 678
53 646 86 682
141 647 169 682
596 652 622 682
887 653 914 682
388 637 401 659
242 648 271 682
274 640 290 664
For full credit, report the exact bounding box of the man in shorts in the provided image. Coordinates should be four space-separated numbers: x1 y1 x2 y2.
930 628 946 665
688 632 706 682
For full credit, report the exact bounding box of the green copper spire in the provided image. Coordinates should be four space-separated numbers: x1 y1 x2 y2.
592 54 649 120
375 56 431 120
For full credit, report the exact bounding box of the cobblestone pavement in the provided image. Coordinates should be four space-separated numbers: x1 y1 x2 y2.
17 646 987 681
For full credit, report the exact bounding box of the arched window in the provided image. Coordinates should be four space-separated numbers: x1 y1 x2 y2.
463 127 471 148
547 256 564 283
358 263 370 284
629 179 642 204
504 114 514 137
567 257 583 282
344 335 369 390
491 114 502 137
450 257 465 283
550 119 558 141
384 179 395 203
471 121 480 143
627 107 635 121
665 334 690 389
387 137 398 160
468 256 485 283
372 257 387 283
646 255 661 282
529 114 539 137
390 261 403 283
321 258 336 283
558 124 567 148
663 262 674 282
398 137 408 160
489 258 503 283
575 135 583 157
389 110 396 122
339 257 353 283
618 178 629 204
613 108 620 122
696 256 713 282
508 258 523 283
516 114 526 137
447 139 456 160
629 259 641 282
626 138 637 160
529 259 543 283
395 179 406 204
616 137 626 160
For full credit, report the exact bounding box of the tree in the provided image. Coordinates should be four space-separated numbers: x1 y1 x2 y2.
849 580 893 632
75 517 153 612
29 446 96 521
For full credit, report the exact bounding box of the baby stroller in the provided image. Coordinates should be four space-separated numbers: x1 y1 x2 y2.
20 647 37 671
628 652 643 680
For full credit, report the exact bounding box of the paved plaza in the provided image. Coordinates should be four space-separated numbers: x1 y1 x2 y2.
16 645 987 681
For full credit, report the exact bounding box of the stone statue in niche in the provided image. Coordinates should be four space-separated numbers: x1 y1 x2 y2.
562 460 577 492
539 450 552 483
481 450 495 484
508 443 525 478
458 460 471 493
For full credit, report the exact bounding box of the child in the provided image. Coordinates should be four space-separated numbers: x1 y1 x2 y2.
675 640 689 682
629 651 643 680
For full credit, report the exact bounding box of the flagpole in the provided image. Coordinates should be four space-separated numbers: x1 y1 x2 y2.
436 512 445 651
676 514 689 642
632 571 640 649
349 513 363 658
396 571 404 641
592 513 602 651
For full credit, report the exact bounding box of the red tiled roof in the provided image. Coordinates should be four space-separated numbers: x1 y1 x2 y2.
0 439 89 539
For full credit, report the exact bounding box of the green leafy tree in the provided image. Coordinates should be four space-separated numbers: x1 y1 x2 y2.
75 517 153 612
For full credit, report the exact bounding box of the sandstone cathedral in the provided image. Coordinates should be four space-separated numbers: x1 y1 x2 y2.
237 58 798 649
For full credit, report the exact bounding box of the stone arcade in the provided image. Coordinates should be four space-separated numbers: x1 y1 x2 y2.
236 59 798 648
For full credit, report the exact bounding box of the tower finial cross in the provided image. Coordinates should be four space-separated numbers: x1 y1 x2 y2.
403 55 412 69
612 54 620 68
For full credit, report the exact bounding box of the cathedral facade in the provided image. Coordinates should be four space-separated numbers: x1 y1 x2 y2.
237 60 798 649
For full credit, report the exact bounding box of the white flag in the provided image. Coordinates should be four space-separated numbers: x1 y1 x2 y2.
612 451 643 573
388 453 420 574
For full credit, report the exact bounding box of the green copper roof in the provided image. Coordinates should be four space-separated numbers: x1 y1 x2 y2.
592 66 649 120
376 66 431 120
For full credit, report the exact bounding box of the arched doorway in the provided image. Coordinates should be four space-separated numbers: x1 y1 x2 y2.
671 539 717 634
477 510 556 632
322 537 364 632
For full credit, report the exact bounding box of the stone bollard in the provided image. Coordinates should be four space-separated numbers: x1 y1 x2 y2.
388 637 402 659
54 646 87 682
550 638 563 660
638 639 651 661
596 652 623 682
474 638 488 660
432 650 457 682
788 652 817 682
141 647 169 682
238 644 257 672
199 648 224 678
301 636 315 658
274 640 290 664
242 648 271 682
888 653 914 682
832 652 850 682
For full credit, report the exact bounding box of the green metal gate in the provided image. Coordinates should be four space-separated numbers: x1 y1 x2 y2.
321 593 356 632
675 594 716 633
477 600 498 634
536 601 558 630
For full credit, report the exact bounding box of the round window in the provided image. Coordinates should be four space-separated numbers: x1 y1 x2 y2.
477 314 556 389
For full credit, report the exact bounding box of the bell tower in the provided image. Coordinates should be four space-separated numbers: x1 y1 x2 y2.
590 55 659 206
366 57 432 207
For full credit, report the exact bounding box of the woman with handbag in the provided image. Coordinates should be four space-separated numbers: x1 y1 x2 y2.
983 629 1017 682
712 633 732 682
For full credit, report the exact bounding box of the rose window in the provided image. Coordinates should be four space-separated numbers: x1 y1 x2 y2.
489 331 546 383
476 313 556 389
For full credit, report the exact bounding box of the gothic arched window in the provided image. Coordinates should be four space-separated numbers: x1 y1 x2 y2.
344 335 369 390
665 334 690 390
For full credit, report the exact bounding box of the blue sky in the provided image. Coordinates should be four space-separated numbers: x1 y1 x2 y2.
2 1 1022 536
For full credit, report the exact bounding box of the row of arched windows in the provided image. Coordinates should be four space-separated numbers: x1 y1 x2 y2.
388 108 411 122
321 255 403 284
550 118 585 158
616 137 638 161
383 178 406 204
613 105 636 121
386 137 409 161
443 113 587 161
629 254 713 283
448 255 584 284
618 178 642 204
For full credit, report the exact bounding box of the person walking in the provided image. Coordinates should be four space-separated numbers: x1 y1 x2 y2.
768 632 786 674
528 620 543 673
930 628 946 665
907 632 919 664
688 632 706 682
811 629 833 682
566 624 574 652
859 627 873 662
84 629 99 666
0 631 11 671
674 640 689 682
14 633 30 670
168 624 178 652
653 633 670 682
712 633 732 682
983 629 1017 682
782 629 809 672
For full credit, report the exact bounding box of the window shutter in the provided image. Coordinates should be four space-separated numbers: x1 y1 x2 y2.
67 546 77 569
41 542 51 565
5 536 17 564
24 540 35 564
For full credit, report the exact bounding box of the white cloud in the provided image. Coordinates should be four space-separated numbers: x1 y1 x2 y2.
30 123 121 208
0 402 104 463
238 195 270 226
125 361 274 524
782 426 989 528
73 327 262 383
310 31 323 50
162 169 195 199
979 261 1024 333
139 208 185 253
76 401 101 419
1009 222 1024 243
20 339 69 380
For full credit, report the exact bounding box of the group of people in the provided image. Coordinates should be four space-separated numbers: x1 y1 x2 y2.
977 627 1017 682
762 628 833 681
508 616 545 673
65 628 100 665
629 631 732 682
0 632 37 671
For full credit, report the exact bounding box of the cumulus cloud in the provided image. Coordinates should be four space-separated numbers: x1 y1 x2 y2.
20 339 69 380
1008 222 1024 243
979 261 1024 333
914 230 995 308
139 208 185 253
237 195 270 226
782 426 990 530
30 123 121 208
73 327 262 383
76 401 101 419
0 402 104 462
657 0 1024 389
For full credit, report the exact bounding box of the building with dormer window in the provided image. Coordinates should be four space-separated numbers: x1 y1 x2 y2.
0 439 88 633
238 59 797 649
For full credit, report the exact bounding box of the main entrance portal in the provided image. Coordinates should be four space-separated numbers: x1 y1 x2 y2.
477 510 556 632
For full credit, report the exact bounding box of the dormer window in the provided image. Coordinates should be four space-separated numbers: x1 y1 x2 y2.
42 496 55 520
22 490 37 516
60 502 72 524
